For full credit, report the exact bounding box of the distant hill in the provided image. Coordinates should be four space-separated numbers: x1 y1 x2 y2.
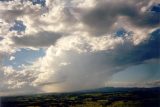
76 87 160 93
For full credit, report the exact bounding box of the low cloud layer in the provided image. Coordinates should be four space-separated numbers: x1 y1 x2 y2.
0 0 159 95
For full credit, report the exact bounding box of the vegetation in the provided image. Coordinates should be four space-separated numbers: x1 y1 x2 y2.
1 88 160 107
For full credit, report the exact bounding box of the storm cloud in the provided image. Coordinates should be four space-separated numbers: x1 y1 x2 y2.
29 28 159 92
81 0 160 35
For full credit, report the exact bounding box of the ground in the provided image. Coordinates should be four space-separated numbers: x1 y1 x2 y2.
1 88 160 107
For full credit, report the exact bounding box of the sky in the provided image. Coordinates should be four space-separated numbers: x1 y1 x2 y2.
0 0 160 96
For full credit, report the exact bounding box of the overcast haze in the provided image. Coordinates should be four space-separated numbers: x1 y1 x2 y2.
0 0 160 96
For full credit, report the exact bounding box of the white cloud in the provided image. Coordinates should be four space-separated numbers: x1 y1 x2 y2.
9 56 15 61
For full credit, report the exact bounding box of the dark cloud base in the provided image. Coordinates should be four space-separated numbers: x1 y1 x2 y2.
82 1 160 35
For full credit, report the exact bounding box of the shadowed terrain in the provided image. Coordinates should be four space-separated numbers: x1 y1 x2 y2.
1 87 160 107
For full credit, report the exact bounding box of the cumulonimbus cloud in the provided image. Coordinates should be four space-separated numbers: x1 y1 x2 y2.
31 29 159 92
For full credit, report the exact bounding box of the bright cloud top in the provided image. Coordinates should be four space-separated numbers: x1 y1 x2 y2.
0 0 160 96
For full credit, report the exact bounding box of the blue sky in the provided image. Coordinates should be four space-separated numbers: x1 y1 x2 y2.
0 0 159 95
111 63 160 83
3 48 45 69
